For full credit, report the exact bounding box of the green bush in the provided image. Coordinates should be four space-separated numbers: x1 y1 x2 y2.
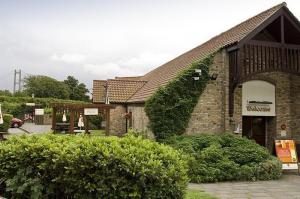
0 134 188 198
166 133 282 183
0 114 13 132
145 55 214 141
0 95 88 118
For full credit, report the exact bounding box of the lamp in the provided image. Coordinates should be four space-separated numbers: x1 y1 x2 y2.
210 73 218 80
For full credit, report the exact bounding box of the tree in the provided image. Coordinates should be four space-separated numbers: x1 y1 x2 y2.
0 90 12 96
24 75 70 99
64 76 90 101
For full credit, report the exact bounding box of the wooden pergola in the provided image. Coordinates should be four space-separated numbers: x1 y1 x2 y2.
51 103 114 135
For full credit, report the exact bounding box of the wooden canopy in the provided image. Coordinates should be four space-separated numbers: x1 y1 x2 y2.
51 103 115 135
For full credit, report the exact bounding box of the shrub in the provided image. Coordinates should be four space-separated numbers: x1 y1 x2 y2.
145 55 214 141
0 134 188 198
0 114 13 132
0 95 88 118
167 133 282 183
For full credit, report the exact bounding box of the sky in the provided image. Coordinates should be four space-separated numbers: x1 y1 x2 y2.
0 0 300 92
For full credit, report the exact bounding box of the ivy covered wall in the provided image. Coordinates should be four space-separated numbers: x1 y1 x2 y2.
145 54 215 141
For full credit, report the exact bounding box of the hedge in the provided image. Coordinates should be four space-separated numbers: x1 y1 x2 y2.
0 95 87 118
0 134 188 198
0 114 13 132
166 133 282 183
145 55 214 141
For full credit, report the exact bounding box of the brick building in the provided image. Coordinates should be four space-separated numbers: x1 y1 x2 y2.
93 3 300 151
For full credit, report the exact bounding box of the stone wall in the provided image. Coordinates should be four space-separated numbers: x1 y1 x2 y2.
127 104 148 130
232 72 300 151
127 104 155 139
109 104 126 135
185 50 229 135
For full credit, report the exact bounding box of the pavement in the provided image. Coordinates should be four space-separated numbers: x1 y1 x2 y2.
20 123 51 134
189 173 300 199
5 123 51 138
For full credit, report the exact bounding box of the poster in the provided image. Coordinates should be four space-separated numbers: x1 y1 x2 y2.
275 140 298 163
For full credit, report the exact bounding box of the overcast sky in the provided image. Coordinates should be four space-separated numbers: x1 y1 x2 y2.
1 0 299 92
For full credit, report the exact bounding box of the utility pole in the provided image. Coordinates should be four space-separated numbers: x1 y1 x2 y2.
13 69 22 94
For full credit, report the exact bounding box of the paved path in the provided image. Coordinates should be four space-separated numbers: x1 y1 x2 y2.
5 123 51 138
20 123 51 134
189 174 300 199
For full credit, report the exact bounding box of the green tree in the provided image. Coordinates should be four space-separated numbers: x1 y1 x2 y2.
24 75 70 99
0 90 12 96
64 76 90 101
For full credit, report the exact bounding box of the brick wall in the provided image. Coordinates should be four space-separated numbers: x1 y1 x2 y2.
109 104 126 135
185 50 229 135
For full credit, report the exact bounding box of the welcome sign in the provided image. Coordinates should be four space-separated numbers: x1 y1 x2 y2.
242 80 276 116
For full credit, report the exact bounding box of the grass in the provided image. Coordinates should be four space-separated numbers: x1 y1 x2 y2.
90 129 105 136
185 189 218 199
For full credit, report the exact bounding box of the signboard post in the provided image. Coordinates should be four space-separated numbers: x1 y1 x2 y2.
275 140 299 174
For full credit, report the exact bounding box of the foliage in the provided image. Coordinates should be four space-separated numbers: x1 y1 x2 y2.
166 133 282 183
145 55 214 140
0 95 87 118
88 115 103 130
64 76 90 102
23 75 90 101
0 134 188 198
24 75 70 99
0 90 12 97
127 128 153 139
0 114 13 132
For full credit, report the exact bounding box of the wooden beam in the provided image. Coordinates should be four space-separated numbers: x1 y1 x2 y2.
281 15 285 44
69 110 75 134
84 115 89 134
51 103 115 109
282 9 300 35
52 108 56 132
105 109 110 136
236 9 283 49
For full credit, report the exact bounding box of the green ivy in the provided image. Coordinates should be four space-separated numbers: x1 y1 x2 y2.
145 54 215 140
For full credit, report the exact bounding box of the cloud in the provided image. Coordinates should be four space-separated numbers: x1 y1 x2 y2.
50 53 87 64
83 62 139 78
83 52 173 79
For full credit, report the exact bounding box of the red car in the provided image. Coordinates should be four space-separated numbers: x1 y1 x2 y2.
11 118 24 128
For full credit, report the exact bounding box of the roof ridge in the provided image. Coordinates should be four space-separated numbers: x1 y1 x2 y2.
108 79 147 83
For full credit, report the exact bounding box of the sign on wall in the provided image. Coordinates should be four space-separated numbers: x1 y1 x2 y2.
84 108 98 116
242 80 275 116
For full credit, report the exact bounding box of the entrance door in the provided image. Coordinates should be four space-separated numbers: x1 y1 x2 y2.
242 116 266 146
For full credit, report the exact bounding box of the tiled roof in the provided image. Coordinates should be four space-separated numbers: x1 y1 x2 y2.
127 2 287 103
114 76 142 81
93 80 106 103
93 79 147 103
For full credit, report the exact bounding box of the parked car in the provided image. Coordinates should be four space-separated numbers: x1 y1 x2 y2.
11 118 24 128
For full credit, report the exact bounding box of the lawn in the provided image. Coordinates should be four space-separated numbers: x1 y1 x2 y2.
186 189 218 199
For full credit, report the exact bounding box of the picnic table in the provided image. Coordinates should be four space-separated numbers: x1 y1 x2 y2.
54 123 70 132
